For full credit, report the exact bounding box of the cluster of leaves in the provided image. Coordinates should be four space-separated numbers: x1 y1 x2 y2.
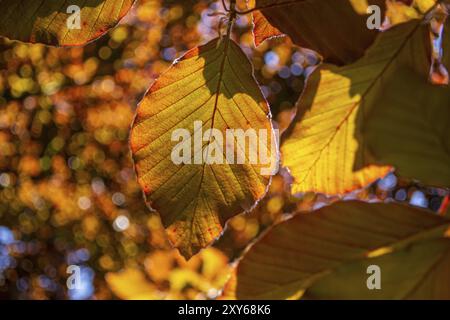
0 0 307 299
224 0 450 299
0 0 449 300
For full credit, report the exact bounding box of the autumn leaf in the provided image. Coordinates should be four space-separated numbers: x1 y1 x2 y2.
303 239 450 299
385 0 420 26
252 10 283 47
130 37 277 259
223 201 450 299
282 17 450 195
252 0 386 64
106 268 161 300
385 0 444 28
0 0 135 46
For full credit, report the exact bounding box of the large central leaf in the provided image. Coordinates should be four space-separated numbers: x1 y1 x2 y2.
0 0 135 46
223 201 450 299
130 38 277 259
282 18 450 195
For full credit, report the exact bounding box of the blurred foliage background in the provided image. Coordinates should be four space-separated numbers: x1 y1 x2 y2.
0 0 446 299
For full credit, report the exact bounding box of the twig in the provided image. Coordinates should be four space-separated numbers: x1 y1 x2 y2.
221 0 229 12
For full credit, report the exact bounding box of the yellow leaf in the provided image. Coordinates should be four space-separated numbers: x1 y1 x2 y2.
0 0 135 46
415 0 438 13
386 1 420 26
130 37 277 259
106 268 161 300
223 201 450 299
254 0 386 64
282 17 450 195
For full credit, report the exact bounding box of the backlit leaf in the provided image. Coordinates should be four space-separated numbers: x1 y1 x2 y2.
130 38 277 259
0 0 135 46
106 268 161 300
385 0 420 26
282 19 450 195
254 0 386 64
304 239 450 299
252 10 283 47
223 201 450 299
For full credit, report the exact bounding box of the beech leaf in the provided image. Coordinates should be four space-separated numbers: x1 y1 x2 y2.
223 201 450 299
130 38 277 259
254 0 386 64
252 10 283 47
0 0 135 46
282 19 450 195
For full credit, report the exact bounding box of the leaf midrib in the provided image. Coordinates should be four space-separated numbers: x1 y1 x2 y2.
189 23 235 251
